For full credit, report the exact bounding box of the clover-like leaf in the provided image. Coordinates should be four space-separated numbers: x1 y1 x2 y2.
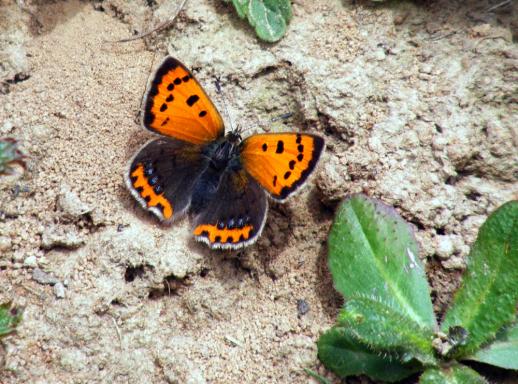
441 201 518 357
226 0 292 42
328 194 436 329
317 326 421 382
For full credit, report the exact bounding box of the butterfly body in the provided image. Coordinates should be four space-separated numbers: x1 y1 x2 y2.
126 57 324 249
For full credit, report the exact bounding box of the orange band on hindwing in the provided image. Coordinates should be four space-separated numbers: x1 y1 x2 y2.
130 164 173 219
194 224 253 244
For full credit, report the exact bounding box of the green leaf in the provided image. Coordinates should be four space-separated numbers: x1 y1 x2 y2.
339 296 436 365
230 0 247 18
419 365 488 384
226 0 292 42
328 194 436 328
467 320 518 369
317 326 421 382
0 302 22 337
441 201 518 356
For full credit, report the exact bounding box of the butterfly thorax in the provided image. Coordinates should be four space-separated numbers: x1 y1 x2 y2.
203 132 242 172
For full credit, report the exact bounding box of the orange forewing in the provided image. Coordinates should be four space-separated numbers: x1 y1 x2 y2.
143 57 224 144
240 133 324 201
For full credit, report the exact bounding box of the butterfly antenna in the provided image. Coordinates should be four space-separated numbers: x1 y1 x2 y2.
214 77 235 133
240 112 294 136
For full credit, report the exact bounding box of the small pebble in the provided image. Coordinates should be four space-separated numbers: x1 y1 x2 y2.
441 256 465 270
23 255 38 268
32 268 59 285
0 236 12 252
53 282 65 299
435 235 454 259
57 185 91 219
297 299 310 317
373 49 386 61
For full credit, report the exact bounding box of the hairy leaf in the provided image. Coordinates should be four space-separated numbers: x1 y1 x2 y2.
0 302 22 337
419 365 488 384
226 0 292 42
328 194 436 328
441 201 518 356
317 326 420 382
339 296 436 365
467 320 518 369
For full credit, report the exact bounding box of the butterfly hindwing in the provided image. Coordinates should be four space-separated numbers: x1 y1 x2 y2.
126 138 209 221
143 57 225 144
239 133 325 201
192 169 268 249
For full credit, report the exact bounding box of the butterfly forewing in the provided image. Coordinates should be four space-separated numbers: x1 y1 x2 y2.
143 57 225 144
240 133 325 201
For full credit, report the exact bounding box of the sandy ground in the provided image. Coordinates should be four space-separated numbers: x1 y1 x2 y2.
0 0 517 383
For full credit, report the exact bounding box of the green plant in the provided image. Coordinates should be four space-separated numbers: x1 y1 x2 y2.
0 302 22 338
224 0 292 42
0 138 25 174
310 195 518 383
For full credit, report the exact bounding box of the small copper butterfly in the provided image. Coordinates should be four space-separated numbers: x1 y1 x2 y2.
125 57 325 249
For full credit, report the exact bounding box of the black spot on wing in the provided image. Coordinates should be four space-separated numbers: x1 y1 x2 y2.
155 202 165 213
186 95 200 107
276 140 284 154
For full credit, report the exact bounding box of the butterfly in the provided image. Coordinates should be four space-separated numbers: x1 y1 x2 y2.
125 56 325 249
